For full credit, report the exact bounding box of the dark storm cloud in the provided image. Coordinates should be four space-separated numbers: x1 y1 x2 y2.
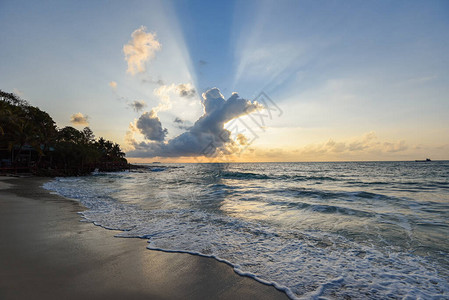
135 110 167 142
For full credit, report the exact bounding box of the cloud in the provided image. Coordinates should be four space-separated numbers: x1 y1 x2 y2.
236 134 249 146
298 132 408 157
123 26 161 75
177 83 196 98
153 83 196 113
141 77 165 86
227 131 413 162
383 140 408 153
70 113 89 125
109 81 117 89
153 85 173 113
129 100 147 112
13 88 24 97
325 139 347 153
173 117 192 130
127 87 263 157
135 110 167 142
348 131 377 151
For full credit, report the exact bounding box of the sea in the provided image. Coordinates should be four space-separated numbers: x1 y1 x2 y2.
43 161 449 299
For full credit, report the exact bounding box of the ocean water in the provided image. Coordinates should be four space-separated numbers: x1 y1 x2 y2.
44 161 449 299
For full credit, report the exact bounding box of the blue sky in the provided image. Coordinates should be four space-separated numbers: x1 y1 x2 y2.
1 0 448 161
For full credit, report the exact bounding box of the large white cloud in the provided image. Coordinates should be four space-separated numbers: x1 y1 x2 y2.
127 87 263 157
123 26 161 75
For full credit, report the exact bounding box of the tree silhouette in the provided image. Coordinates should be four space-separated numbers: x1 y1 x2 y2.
0 89 128 175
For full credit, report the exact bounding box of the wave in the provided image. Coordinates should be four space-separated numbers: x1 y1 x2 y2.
276 187 395 202
345 180 449 191
219 171 339 182
217 170 448 189
130 165 185 173
149 167 166 172
219 171 272 180
268 199 376 218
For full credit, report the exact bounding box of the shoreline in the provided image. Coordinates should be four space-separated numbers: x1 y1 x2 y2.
0 176 288 299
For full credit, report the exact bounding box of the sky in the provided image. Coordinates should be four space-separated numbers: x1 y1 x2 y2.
1 0 448 162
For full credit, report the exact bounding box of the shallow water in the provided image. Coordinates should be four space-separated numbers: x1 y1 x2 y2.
44 161 449 299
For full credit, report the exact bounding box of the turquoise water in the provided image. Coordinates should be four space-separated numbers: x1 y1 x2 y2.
45 161 449 299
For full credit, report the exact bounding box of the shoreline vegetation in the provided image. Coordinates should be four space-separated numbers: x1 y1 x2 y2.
0 90 129 176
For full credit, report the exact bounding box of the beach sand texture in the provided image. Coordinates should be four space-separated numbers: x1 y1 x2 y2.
0 176 288 300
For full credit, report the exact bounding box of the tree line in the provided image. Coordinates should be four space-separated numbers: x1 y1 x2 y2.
0 89 128 176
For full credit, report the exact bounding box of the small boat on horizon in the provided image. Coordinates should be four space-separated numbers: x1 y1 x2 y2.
415 158 431 162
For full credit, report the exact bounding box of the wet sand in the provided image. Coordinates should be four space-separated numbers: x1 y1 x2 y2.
0 176 288 300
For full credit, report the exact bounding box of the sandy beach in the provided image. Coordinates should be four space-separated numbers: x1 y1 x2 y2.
0 176 288 300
